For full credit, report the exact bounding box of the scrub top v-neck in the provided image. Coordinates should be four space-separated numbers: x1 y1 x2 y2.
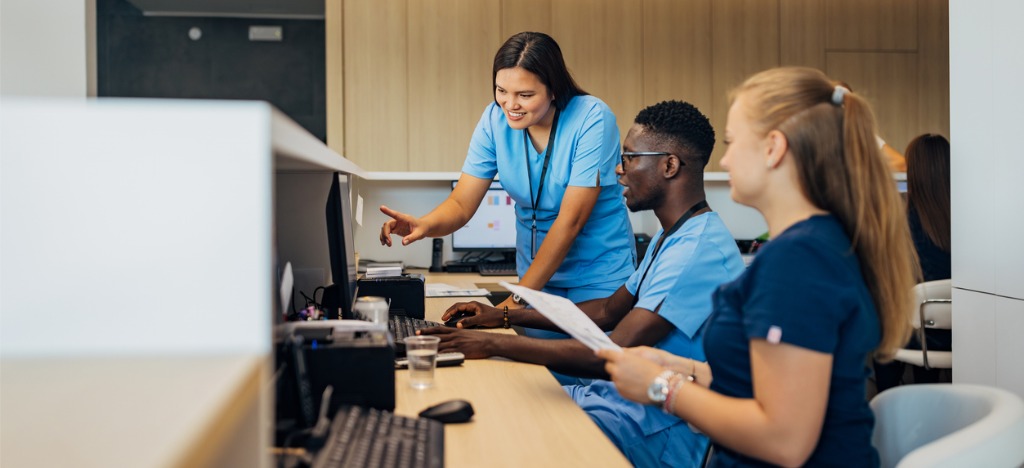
462 94 635 289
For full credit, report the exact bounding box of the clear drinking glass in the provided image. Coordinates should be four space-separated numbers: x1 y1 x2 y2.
403 335 440 389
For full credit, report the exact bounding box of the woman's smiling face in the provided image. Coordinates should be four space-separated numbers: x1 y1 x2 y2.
494 67 555 130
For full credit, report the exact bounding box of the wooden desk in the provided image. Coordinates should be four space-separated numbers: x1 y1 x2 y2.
393 272 630 468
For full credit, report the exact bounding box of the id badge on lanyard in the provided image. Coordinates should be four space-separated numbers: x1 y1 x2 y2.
525 108 559 260
531 220 538 259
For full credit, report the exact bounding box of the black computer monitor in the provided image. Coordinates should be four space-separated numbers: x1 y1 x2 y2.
325 172 358 319
450 180 517 252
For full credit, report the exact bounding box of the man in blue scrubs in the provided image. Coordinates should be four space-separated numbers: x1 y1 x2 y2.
423 100 745 467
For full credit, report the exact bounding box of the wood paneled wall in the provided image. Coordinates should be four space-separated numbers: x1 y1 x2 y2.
326 0 949 172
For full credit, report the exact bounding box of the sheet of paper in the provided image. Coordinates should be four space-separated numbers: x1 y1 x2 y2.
355 195 364 226
500 282 621 352
279 262 294 315
365 266 402 278
425 283 490 298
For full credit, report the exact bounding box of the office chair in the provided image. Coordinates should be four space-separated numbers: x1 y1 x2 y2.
893 279 952 370
871 383 1024 467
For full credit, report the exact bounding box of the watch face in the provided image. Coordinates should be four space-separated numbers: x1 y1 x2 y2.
647 380 667 403
647 370 674 403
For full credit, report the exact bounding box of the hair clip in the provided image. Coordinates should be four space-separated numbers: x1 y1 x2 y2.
831 86 850 106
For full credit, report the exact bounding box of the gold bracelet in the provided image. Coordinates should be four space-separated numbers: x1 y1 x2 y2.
503 306 510 329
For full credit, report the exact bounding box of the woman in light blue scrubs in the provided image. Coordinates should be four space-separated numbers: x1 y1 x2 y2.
379 32 635 326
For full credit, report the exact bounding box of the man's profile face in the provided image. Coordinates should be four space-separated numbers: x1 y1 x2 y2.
618 125 668 213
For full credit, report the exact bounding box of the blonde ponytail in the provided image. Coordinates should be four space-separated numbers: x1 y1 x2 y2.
732 67 916 361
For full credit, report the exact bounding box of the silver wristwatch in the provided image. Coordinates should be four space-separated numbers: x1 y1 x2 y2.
512 293 527 305
646 370 676 404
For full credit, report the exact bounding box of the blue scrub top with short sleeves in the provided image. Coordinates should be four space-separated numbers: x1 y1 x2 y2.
569 212 744 467
462 95 635 289
622 211 745 433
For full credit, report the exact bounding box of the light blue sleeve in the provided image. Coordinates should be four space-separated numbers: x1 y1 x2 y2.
567 103 621 188
658 218 744 338
462 104 499 179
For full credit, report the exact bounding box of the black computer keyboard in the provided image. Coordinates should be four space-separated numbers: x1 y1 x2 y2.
477 262 517 276
389 316 443 357
312 405 444 468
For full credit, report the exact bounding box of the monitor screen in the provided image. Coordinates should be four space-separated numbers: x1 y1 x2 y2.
325 172 358 319
451 180 517 252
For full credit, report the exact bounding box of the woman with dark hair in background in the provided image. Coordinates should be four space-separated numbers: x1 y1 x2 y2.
905 133 951 282
874 133 952 392
379 32 634 338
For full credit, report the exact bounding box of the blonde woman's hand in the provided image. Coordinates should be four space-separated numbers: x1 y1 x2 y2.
596 347 669 404
604 346 713 388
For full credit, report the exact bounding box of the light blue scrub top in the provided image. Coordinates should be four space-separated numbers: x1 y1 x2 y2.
462 94 635 289
623 213 745 365
568 213 745 467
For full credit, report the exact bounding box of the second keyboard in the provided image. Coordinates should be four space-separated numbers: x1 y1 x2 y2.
477 262 517 276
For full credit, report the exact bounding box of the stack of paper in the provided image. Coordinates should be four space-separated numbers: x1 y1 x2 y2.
364 266 403 278
367 262 403 270
425 283 490 297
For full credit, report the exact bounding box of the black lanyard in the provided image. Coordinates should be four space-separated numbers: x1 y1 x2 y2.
524 107 560 259
633 200 709 305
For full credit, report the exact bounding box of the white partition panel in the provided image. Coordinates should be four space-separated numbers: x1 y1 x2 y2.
952 289 997 385
951 0 1024 301
1 97 360 468
1 98 273 356
950 0 1024 398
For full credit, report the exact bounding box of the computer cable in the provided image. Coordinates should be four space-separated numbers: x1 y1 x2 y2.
305 385 335 452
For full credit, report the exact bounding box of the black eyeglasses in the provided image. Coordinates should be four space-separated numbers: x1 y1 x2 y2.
620 151 676 169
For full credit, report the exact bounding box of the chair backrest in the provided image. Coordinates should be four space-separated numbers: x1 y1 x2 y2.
871 383 1024 468
911 279 952 330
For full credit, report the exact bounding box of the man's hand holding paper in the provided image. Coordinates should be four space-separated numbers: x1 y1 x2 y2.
499 282 622 352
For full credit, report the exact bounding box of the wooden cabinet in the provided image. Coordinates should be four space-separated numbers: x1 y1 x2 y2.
327 0 948 173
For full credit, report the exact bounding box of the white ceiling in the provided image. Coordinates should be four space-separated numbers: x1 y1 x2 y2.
125 0 324 19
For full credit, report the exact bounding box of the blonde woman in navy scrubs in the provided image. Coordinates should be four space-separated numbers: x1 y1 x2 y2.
380 32 635 337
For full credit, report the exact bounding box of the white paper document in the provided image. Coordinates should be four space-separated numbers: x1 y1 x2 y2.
425 283 490 298
500 282 622 352
365 266 403 278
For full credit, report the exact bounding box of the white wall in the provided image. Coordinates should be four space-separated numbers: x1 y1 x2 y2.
950 0 1024 397
0 0 92 97
352 178 767 269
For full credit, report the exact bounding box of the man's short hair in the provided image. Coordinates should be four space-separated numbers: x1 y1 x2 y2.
634 100 715 168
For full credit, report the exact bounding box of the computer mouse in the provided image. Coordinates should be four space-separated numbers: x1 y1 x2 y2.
444 310 475 328
418 399 474 424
